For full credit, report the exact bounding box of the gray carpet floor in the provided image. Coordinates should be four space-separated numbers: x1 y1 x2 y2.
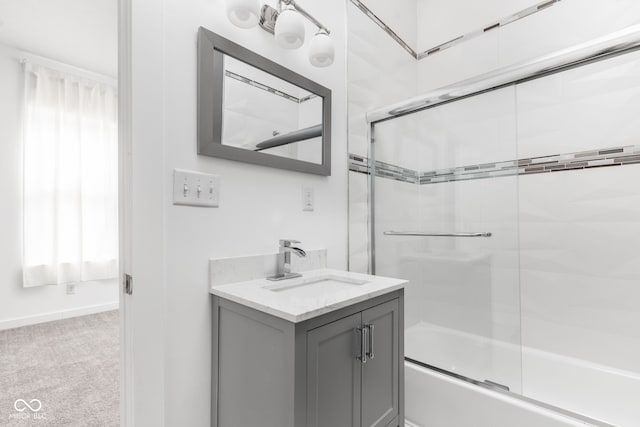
0 311 119 426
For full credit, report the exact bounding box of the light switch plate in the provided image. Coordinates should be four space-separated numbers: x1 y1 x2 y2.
173 169 220 207
302 186 314 212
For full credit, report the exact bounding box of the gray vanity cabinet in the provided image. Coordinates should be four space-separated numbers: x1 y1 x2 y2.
306 312 362 427
211 289 404 427
306 299 400 427
361 299 400 427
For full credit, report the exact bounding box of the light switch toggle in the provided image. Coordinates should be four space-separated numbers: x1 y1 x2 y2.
173 169 220 207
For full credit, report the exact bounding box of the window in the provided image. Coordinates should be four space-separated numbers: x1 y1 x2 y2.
22 62 118 287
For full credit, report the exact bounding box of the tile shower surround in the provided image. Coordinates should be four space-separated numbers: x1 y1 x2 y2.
349 144 640 185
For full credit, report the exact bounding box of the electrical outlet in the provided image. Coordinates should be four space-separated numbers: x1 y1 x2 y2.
173 169 220 207
302 186 314 211
66 283 76 295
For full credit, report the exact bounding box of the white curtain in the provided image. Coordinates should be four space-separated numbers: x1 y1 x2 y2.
22 62 118 287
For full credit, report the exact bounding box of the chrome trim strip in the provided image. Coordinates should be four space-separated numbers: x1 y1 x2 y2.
369 123 376 275
367 24 640 124
405 358 617 427
349 0 561 61
416 0 562 60
348 0 417 59
225 70 318 104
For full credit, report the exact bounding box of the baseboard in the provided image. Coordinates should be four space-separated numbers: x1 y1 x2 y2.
0 302 119 331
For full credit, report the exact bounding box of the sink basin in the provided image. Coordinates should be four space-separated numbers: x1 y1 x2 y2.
263 275 369 299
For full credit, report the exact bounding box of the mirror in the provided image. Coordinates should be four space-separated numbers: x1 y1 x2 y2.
198 27 332 176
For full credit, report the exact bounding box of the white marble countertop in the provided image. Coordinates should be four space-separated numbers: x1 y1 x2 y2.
209 268 407 323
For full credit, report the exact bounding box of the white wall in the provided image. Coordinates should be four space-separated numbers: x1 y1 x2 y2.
130 0 348 425
0 0 117 76
0 22 118 329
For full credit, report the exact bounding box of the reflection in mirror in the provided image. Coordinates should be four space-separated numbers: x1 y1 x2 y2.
198 27 331 176
221 55 323 164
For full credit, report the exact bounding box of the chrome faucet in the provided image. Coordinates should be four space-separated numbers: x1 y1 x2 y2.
267 239 307 281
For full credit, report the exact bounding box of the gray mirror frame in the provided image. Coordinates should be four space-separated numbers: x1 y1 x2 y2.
197 27 332 176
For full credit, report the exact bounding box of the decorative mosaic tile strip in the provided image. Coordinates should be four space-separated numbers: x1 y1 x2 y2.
349 154 419 184
348 0 418 59
350 145 640 186
418 0 562 59
419 145 640 185
225 70 316 104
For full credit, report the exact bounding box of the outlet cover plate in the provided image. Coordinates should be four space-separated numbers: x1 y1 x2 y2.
302 186 314 212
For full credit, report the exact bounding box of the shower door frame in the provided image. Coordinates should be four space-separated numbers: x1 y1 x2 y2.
368 24 640 276
364 24 640 427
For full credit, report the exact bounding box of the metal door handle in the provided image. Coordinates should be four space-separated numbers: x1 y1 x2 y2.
357 326 368 364
384 231 492 237
366 324 374 360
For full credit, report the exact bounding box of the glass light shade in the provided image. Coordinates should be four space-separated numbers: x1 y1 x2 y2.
309 31 335 67
226 0 260 29
274 7 305 49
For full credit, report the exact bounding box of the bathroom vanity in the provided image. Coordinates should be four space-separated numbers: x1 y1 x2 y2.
209 268 406 427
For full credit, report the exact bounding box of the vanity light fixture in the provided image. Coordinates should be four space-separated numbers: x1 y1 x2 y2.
308 29 334 68
225 0 335 67
274 4 306 49
225 0 261 29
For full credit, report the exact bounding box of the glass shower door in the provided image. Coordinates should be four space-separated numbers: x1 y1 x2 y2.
372 86 522 392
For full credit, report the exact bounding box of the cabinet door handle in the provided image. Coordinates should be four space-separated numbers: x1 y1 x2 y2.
366 324 375 360
356 326 368 364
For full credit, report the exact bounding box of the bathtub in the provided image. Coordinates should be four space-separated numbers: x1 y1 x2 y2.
403 322 640 427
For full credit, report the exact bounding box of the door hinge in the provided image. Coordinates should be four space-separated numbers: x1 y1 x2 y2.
124 273 133 295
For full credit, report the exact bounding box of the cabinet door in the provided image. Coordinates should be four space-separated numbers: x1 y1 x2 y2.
361 300 400 427
307 312 362 427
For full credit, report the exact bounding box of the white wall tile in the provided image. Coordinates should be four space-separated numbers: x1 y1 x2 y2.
416 0 537 52
517 49 640 158
377 85 517 171
348 171 370 273
418 31 500 93
361 0 417 52
498 0 640 67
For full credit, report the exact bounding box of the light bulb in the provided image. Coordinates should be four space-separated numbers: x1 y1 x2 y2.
226 0 260 29
309 30 334 67
274 6 305 49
